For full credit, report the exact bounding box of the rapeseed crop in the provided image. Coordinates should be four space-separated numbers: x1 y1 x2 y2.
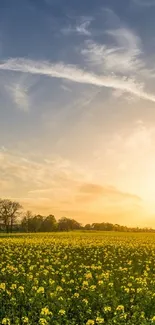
1 232 155 324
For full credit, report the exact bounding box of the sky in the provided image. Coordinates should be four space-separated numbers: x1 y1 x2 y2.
1 0 155 227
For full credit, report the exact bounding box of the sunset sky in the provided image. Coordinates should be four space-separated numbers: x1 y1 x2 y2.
1 0 155 227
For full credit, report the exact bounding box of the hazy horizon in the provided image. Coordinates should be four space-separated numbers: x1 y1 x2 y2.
1 0 155 227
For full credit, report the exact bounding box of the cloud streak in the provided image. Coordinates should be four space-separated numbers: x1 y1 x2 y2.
4 74 40 111
7 82 29 111
82 28 143 74
78 182 141 202
0 58 155 103
75 21 91 35
0 148 86 198
0 147 143 223
61 17 92 36
133 0 155 7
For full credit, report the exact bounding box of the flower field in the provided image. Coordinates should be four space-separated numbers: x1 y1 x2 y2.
1 232 155 324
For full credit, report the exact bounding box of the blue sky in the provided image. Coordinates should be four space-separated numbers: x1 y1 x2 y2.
1 0 155 226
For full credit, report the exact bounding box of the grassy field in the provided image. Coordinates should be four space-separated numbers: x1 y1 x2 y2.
1 232 155 324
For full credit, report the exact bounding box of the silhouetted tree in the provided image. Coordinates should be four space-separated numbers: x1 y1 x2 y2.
29 214 44 232
84 224 92 230
42 215 57 232
21 211 34 232
0 199 22 232
1 198 155 233
58 217 81 231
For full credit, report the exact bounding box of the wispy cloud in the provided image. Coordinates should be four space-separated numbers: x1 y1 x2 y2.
0 147 143 223
7 82 29 111
60 84 72 92
75 21 91 35
107 28 140 50
133 0 155 7
62 17 92 36
0 58 155 103
82 27 143 74
77 182 141 203
0 148 86 197
4 74 39 111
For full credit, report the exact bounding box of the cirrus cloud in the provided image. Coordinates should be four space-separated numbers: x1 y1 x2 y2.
133 0 155 7
0 58 155 103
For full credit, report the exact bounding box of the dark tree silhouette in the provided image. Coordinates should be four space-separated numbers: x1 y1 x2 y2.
0 199 22 232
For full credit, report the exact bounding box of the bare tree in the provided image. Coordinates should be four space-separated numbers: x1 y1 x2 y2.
0 199 22 232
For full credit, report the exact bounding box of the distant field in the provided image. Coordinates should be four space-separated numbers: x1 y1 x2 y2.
1 232 155 324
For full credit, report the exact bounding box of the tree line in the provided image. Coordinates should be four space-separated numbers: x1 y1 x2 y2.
0 198 154 233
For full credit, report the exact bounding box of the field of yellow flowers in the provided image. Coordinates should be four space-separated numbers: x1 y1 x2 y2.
1 232 155 325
